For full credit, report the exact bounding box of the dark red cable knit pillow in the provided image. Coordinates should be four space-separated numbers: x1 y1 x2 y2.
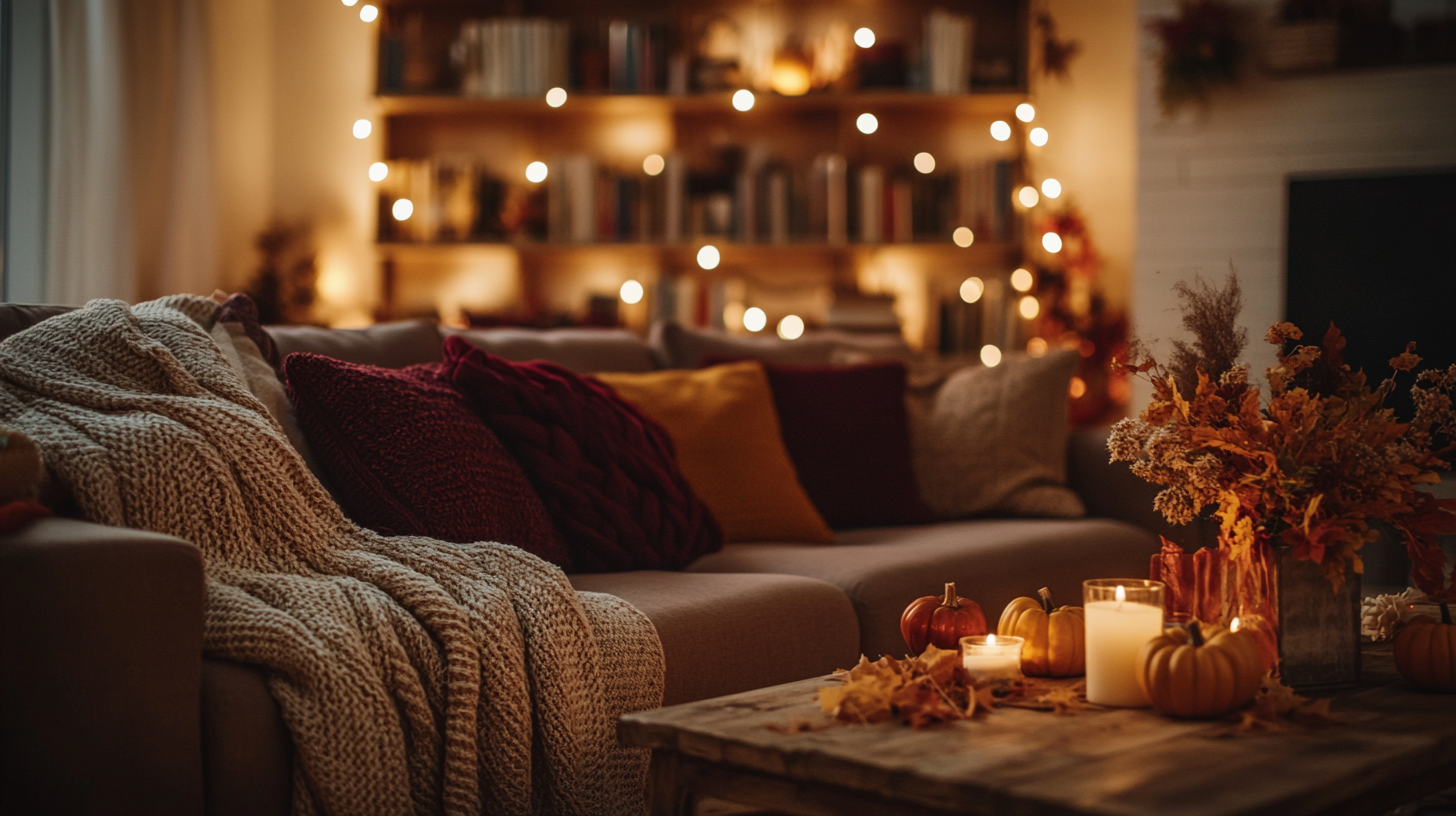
282 352 570 568
762 361 935 530
442 335 722 573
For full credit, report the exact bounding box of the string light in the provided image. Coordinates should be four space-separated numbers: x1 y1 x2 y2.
1069 377 1087 398
525 161 548 183
1010 268 1034 292
856 113 878 134
697 245 721 270
1042 232 1063 253
744 307 767 332
352 119 372 139
368 162 388 182
545 87 567 107
1015 103 1035 122
1027 337 1048 357
1029 127 1048 146
342 0 358 6
1018 186 1039 208
620 280 644 304
359 4 378 22
980 345 1002 367
1041 178 1062 198
392 199 413 221
778 315 805 340
959 277 984 303
1018 295 1040 319
732 90 755 111
854 27 876 48
914 152 935 174
952 227 974 247
990 120 1011 141
643 154 665 176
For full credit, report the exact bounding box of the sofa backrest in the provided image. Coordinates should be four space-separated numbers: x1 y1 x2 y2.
0 304 76 344
266 320 444 368
443 327 657 374
650 319 912 369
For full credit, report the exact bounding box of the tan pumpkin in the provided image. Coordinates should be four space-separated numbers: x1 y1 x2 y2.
997 587 1085 677
1394 603 1456 693
1136 620 1264 718
900 582 987 655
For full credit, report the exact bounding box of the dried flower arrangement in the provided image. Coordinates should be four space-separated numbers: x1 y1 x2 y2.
818 646 996 729
1108 273 1456 644
1147 0 1250 115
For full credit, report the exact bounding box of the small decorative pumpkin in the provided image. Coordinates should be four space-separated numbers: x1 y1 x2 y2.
901 582 987 655
1136 620 1264 718
1394 603 1456 693
997 587 1085 677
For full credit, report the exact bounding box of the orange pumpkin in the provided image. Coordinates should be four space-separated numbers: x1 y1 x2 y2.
901 582 987 655
1394 603 1456 693
1136 620 1264 718
997 587 1085 677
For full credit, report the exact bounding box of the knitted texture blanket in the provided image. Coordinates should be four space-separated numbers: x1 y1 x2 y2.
0 297 664 815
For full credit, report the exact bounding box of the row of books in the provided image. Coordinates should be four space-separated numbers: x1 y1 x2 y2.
377 155 1017 246
385 14 984 97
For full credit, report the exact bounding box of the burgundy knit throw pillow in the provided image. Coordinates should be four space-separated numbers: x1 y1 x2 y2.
282 353 570 567
443 336 722 572
763 361 935 530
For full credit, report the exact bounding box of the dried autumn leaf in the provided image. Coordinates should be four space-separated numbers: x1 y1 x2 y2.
817 645 984 729
1391 342 1421 372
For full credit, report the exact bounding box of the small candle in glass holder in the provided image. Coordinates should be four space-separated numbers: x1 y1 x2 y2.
960 634 1025 686
1084 579 1165 707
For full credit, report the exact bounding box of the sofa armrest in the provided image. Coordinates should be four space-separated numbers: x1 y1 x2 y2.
1 517 205 815
1066 427 1212 551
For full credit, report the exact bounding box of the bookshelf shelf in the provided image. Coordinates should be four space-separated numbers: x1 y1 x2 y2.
376 91 1028 118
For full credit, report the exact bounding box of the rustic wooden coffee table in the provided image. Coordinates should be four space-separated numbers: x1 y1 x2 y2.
619 646 1456 816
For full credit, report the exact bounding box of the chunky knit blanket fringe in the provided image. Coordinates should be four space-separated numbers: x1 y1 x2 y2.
0 297 664 815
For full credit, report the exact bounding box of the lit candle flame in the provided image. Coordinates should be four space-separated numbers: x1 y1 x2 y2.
1230 617 1241 632
1115 585 1126 603
986 634 997 646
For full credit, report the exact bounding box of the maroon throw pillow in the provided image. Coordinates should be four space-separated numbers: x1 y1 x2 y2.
282 353 570 568
443 336 722 573
762 361 934 530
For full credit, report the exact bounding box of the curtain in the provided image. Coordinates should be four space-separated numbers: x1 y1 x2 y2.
46 0 218 305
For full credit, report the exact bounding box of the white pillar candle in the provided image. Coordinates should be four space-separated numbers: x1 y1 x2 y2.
1083 580 1165 707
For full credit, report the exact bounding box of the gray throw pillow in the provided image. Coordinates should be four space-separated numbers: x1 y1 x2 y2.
909 350 1085 519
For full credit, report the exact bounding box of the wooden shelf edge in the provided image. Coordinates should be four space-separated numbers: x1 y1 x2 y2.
376 90 1027 117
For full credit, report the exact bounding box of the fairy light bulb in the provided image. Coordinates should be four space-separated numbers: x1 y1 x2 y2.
777 314 805 340
525 161 548 183
1018 186 1040 208
368 162 388 182
359 4 379 22
392 198 413 221
1041 178 1062 198
952 227 974 247
352 119 372 139
1019 295 1040 319
1042 232 1063 253
643 154 665 176
743 307 767 332
854 27 876 48
545 87 567 107
980 345 1002 367
1016 103 1035 122
697 244 721 270
732 90 755 111
959 277 984 304
990 120 1011 141
914 152 935 174
857 113 879 134
1029 127 1048 146
1010 268 1034 292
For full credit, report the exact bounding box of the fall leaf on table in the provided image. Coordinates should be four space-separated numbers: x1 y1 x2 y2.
1236 675 1335 732
817 645 985 729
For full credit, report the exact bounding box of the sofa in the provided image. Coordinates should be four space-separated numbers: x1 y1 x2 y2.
0 305 1181 816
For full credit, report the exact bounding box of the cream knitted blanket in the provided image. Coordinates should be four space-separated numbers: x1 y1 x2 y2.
0 297 664 815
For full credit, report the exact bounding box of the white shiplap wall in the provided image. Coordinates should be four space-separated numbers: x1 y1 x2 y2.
1133 0 1456 407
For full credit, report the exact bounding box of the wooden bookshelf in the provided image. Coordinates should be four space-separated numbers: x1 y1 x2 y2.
373 0 1031 351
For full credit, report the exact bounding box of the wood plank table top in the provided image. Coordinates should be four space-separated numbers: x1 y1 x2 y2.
618 646 1456 816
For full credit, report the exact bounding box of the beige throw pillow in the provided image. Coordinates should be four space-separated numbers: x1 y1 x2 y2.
910 350 1085 518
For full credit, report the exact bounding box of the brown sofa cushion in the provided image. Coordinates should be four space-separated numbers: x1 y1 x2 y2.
444 327 657 373
687 517 1162 662
201 660 291 816
0 304 75 343
569 571 859 705
266 320 442 369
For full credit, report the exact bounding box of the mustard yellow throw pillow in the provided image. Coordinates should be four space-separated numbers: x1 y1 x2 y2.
596 362 834 544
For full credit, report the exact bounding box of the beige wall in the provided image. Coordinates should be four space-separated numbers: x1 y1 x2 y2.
1133 0 1456 407
210 0 378 326
1035 0 1140 313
